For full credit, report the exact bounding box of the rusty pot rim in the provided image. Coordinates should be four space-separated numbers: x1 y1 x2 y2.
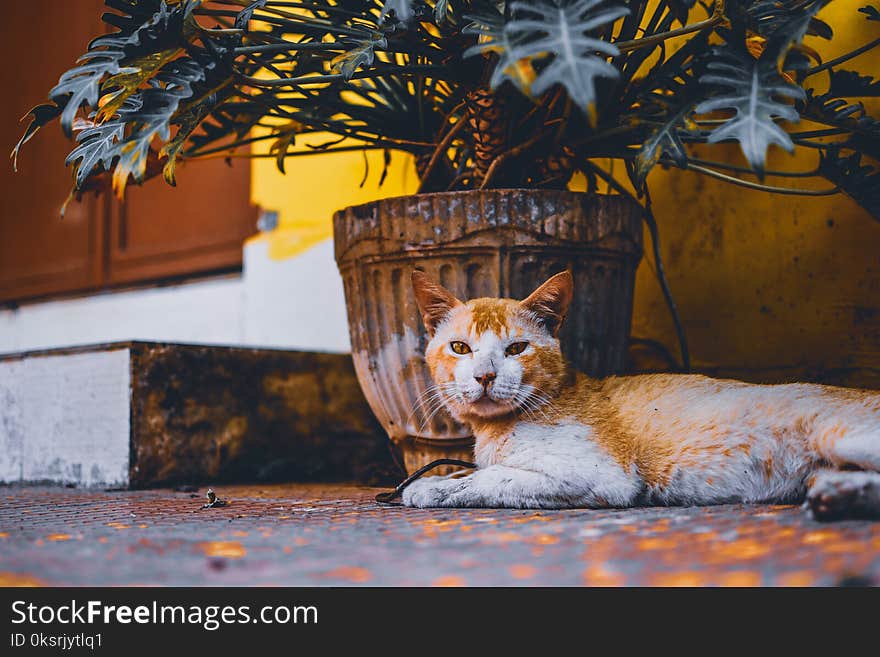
332 188 641 218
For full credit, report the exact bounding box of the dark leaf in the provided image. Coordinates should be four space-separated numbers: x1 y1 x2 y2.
829 69 880 97
858 5 880 21
666 0 697 25
819 148 880 219
65 111 127 189
382 0 415 21
111 55 207 196
331 36 388 80
22 0 197 144
463 10 535 91
11 103 61 170
801 90 880 160
633 105 692 188
434 0 450 23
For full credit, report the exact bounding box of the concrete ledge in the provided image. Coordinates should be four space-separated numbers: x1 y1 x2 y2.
0 342 398 489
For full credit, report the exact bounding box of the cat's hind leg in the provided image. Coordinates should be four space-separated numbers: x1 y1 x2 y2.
807 394 880 472
806 469 880 521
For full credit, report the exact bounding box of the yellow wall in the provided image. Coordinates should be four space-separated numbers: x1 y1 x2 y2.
249 138 417 259
250 4 880 386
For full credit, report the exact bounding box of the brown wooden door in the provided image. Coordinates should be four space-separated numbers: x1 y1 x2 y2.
106 157 256 286
0 0 105 303
0 1 257 305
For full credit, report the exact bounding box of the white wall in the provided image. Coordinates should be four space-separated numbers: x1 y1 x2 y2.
0 237 351 356
243 238 351 352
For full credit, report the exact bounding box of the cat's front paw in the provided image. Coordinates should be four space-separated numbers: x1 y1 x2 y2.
402 477 463 508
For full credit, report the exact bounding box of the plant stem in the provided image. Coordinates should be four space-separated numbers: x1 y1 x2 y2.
416 119 466 193
615 0 725 54
583 161 690 372
188 144 386 161
686 158 820 178
479 134 544 189
804 38 880 78
682 162 840 195
643 185 690 373
237 64 445 87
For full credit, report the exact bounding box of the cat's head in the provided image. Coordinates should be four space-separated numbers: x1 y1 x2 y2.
412 270 573 424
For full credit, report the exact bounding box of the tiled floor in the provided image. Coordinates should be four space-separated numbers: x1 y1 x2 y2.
1 484 878 586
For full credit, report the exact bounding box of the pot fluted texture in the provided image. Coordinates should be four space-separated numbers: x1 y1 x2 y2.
334 190 643 473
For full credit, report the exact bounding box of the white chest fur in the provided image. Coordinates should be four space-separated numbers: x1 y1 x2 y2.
473 421 642 507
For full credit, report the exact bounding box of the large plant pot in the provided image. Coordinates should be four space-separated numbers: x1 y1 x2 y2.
333 190 643 474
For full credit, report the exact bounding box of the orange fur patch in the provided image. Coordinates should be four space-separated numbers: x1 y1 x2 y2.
468 299 512 336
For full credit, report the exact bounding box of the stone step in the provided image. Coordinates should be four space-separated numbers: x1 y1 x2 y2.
0 342 397 489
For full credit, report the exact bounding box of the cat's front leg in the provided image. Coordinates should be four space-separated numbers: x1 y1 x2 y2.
401 473 472 508
402 465 602 509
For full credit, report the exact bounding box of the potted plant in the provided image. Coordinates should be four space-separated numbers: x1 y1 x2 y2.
16 0 880 472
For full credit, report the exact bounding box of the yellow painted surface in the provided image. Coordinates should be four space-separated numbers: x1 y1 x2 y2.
249 4 880 383
631 6 880 384
248 131 417 258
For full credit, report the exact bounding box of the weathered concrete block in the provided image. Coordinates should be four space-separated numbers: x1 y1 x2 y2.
0 342 397 489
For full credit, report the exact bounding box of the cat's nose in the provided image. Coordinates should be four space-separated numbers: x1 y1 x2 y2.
475 372 496 388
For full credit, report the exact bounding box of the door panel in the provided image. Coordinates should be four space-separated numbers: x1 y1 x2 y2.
0 1 105 303
0 1 257 303
107 158 257 286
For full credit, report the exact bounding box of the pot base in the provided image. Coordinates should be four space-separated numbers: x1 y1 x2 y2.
398 437 475 477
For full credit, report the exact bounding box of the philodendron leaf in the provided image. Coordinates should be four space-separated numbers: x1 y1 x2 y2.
633 105 691 188
859 5 880 21
51 1 195 135
801 89 880 160
434 0 450 23
11 103 61 171
111 56 206 197
331 36 388 80
504 0 628 124
65 113 128 190
97 49 182 123
463 11 536 92
50 52 135 137
16 0 197 166
696 48 805 176
820 148 880 220
829 69 880 97
755 0 832 65
381 0 414 21
268 119 307 175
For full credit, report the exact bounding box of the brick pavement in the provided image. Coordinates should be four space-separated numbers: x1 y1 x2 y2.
1 484 879 586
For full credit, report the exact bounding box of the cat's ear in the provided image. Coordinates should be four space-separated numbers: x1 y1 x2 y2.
520 271 574 337
411 270 463 336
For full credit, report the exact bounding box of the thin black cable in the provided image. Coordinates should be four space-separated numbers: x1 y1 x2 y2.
643 184 691 372
376 459 477 506
585 160 691 373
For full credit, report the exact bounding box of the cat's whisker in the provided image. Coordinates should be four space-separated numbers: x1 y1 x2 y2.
418 397 453 433
515 385 555 423
409 383 457 425
415 384 460 432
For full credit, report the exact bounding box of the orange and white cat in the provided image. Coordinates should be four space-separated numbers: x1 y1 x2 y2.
403 270 880 520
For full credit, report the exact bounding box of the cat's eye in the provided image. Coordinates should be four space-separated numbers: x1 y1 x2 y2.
450 341 472 355
505 341 529 356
